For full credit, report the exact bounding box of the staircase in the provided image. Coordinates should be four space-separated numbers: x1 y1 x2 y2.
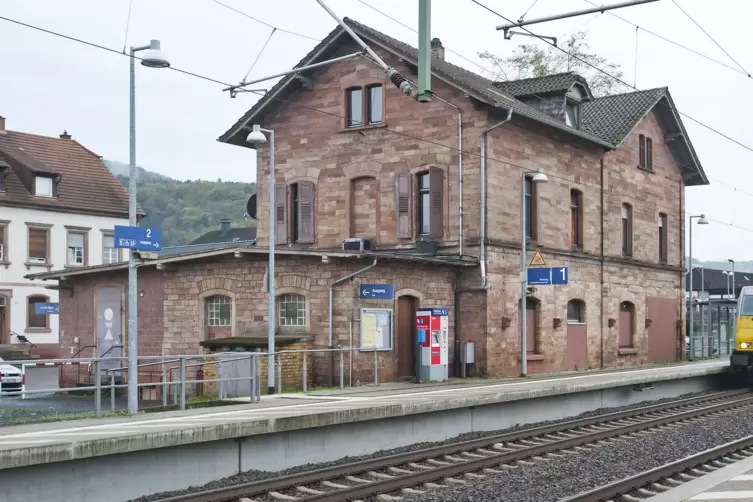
0 344 34 361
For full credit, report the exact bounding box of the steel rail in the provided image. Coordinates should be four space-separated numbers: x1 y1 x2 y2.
558 435 753 502
153 390 751 502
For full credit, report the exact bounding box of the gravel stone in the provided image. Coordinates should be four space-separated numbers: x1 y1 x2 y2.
405 404 753 502
132 390 716 502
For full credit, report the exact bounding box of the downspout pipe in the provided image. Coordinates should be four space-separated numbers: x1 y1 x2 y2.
328 258 379 383
476 108 513 289
599 157 605 368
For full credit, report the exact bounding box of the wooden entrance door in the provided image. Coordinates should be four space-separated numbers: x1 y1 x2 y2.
647 297 678 363
0 303 7 344
397 296 417 379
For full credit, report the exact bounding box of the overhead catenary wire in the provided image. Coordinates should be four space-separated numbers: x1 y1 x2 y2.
670 0 751 77
208 0 319 41
0 12 744 229
581 0 751 79
470 0 753 156
241 27 276 83
121 0 134 53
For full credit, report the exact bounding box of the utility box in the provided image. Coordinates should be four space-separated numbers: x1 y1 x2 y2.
459 341 476 378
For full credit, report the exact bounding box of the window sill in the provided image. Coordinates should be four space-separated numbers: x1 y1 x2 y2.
25 327 52 334
618 347 638 355
64 264 87 269
0 261 9 269
526 353 545 361
340 123 387 133
24 261 53 270
637 166 654 173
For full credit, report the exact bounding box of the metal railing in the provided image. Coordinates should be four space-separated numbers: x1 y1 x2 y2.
0 346 386 419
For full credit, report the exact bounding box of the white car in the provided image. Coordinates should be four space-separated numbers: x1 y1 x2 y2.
0 357 23 394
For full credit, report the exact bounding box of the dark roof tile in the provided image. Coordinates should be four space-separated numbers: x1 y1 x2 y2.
582 88 666 146
493 72 592 99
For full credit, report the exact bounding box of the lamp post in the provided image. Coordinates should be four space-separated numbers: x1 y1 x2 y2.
687 214 708 360
728 259 736 299
127 40 169 416
521 168 548 376
246 125 276 395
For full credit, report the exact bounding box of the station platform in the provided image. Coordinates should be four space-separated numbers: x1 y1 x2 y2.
647 450 753 501
0 360 730 502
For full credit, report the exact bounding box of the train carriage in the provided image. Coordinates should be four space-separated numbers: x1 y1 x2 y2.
731 286 753 371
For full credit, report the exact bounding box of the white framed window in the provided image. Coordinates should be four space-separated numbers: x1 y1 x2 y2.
35 176 53 197
206 295 231 326
67 232 85 265
102 234 119 264
278 294 306 327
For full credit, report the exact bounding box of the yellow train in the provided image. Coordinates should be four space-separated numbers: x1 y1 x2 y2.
731 285 753 372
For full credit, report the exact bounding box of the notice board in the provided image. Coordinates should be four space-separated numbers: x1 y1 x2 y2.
360 308 393 351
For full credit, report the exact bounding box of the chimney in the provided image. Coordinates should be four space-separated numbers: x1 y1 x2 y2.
0 116 5 134
59 130 72 140
220 219 231 235
430 38 445 61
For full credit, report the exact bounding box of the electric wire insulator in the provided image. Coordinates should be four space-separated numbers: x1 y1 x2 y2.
386 68 413 96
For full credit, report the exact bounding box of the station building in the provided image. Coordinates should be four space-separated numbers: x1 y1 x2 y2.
28 18 708 388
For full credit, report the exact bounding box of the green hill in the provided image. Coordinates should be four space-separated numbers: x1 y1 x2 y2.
105 160 256 247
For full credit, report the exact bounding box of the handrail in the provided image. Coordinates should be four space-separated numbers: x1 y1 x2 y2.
71 344 96 360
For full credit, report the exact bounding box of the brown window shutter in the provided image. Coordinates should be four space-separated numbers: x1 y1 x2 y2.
638 135 645 168
428 167 443 239
297 181 315 244
395 173 412 239
274 184 287 245
646 137 653 170
29 229 47 260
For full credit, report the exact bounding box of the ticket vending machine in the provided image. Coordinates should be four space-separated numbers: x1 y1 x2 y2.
415 308 449 382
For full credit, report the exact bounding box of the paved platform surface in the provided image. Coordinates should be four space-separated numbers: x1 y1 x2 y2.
0 360 728 470
647 451 753 501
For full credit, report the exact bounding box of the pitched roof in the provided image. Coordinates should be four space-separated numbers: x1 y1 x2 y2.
0 129 132 218
219 18 707 186
493 72 593 100
190 225 257 245
686 267 752 295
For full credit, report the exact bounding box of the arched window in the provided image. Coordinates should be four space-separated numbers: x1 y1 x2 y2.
619 301 635 348
27 295 49 329
567 299 585 323
205 295 232 326
570 189 583 248
621 203 633 257
278 294 306 328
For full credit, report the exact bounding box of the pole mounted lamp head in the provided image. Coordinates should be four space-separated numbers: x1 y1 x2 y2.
531 168 548 183
696 214 709 225
246 124 267 145
140 40 170 68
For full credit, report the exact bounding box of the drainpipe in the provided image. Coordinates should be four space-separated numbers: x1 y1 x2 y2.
328 258 378 385
431 96 463 256
599 158 605 368
476 108 513 289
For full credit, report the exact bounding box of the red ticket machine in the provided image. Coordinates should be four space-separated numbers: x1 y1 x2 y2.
415 308 449 382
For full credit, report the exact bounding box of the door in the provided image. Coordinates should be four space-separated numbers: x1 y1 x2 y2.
397 296 417 378
526 301 537 354
566 300 588 370
97 287 123 376
647 297 678 363
0 301 7 344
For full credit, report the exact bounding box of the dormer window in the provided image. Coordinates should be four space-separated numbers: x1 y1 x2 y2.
34 176 53 197
565 100 580 129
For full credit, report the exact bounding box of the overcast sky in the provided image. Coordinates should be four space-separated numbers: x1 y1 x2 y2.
1 0 751 261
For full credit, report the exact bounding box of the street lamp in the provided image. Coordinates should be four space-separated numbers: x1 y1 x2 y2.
246 124 276 395
728 259 736 299
127 39 170 416
521 168 548 376
687 214 708 360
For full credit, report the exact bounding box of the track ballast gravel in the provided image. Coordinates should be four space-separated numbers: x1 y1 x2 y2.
405 403 753 502
132 390 718 502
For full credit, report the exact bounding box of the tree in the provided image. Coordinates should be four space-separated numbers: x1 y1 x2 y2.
478 31 630 97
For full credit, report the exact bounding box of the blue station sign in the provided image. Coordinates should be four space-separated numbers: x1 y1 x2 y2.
359 284 395 300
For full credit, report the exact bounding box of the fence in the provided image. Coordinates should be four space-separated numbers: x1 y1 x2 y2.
0 346 384 419
687 300 736 359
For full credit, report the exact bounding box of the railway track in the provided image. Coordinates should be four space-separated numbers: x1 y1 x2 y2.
154 390 753 502
559 434 753 501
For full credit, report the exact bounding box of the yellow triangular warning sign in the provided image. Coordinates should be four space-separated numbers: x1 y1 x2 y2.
529 249 546 267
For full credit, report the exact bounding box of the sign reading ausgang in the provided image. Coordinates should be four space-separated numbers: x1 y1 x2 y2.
359 284 395 300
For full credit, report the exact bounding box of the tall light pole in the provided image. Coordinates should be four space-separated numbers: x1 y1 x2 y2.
728 258 736 299
687 214 708 360
246 125 276 395
521 168 548 376
127 40 170 416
